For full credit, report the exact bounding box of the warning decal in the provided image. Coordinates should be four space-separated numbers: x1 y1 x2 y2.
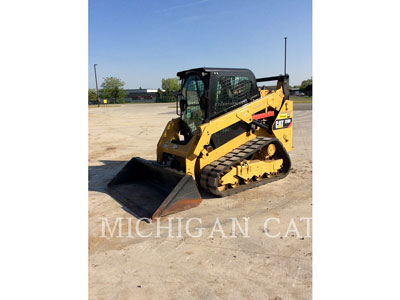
276 113 290 120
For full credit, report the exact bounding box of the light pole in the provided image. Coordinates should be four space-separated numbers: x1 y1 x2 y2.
94 64 100 107
284 37 287 75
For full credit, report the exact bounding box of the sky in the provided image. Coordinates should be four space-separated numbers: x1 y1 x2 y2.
89 0 312 89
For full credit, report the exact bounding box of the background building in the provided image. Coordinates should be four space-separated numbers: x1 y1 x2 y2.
289 87 300 96
124 89 165 102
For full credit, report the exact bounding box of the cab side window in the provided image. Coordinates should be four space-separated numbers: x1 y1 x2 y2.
215 76 253 113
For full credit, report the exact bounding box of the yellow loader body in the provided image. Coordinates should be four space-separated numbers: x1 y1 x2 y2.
108 68 293 220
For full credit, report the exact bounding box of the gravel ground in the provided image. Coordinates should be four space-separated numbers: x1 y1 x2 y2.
89 103 312 300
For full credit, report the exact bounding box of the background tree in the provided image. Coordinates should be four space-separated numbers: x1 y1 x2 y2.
299 78 312 96
160 77 180 102
88 89 97 102
162 78 180 92
100 77 127 104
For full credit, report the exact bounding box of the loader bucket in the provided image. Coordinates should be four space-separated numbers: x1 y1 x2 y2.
107 157 202 221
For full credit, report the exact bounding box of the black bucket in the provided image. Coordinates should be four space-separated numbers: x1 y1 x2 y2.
107 157 202 221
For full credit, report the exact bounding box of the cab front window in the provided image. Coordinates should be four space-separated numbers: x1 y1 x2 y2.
181 75 205 134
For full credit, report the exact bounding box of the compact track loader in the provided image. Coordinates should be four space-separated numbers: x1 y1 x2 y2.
108 68 293 220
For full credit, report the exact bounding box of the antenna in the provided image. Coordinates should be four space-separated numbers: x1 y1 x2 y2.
284 37 287 75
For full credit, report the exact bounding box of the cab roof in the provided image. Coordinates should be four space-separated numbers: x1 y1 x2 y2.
176 67 255 79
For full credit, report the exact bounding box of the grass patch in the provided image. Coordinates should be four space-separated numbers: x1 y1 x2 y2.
291 96 312 102
293 100 312 104
89 104 120 108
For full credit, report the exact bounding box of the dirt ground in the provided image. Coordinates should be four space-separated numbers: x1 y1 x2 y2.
89 103 312 300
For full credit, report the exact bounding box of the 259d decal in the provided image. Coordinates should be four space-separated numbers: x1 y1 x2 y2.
274 117 293 129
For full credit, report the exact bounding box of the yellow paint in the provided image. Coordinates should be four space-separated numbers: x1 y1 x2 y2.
272 100 293 152
220 159 283 185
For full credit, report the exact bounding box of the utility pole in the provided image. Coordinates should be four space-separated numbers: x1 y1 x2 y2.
284 37 287 75
94 64 100 107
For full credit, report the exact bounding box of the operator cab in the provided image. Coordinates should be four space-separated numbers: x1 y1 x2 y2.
176 67 260 145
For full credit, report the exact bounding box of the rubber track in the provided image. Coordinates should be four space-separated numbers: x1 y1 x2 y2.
199 136 291 197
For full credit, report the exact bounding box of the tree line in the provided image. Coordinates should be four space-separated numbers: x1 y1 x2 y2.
291 78 312 95
88 76 181 104
88 77 127 104
88 76 311 104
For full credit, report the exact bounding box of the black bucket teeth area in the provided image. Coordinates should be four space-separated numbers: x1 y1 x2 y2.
200 136 291 197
